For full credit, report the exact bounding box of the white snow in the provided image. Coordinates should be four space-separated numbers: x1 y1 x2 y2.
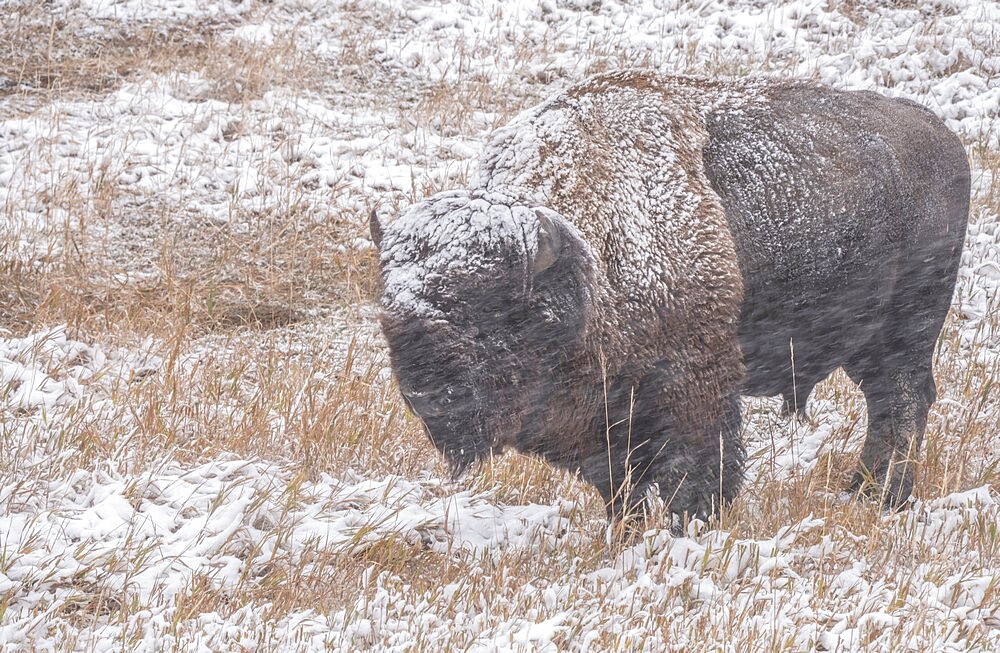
50 0 252 22
1 0 998 650
379 188 547 318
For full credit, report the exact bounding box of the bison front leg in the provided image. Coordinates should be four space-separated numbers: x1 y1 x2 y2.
579 433 657 529
846 364 936 509
644 392 745 524
582 390 745 530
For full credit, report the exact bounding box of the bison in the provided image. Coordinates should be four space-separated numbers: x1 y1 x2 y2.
369 71 970 524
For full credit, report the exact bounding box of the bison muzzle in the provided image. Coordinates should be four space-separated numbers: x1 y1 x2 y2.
370 71 970 524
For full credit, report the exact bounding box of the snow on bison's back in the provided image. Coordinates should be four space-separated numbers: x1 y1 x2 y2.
370 71 970 523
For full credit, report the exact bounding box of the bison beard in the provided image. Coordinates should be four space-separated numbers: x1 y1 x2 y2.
371 71 970 526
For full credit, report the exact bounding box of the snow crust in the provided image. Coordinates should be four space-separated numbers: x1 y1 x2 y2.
1 0 999 650
379 188 543 319
282 0 999 145
50 0 252 21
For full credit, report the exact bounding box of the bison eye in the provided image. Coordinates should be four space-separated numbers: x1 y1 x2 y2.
400 387 458 419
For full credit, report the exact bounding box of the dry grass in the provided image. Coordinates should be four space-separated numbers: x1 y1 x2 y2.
0 1 998 649
0 3 322 109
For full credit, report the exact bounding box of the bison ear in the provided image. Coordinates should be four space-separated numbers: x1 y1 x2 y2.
532 209 562 276
369 209 384 250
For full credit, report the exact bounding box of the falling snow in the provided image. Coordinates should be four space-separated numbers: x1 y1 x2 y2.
1 0 998 650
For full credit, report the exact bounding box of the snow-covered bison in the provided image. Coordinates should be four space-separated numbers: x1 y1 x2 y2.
370 71 970 522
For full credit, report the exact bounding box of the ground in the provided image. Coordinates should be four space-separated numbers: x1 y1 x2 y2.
0 0 998 651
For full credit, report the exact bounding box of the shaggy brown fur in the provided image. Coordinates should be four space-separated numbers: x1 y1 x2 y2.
372 70 969 522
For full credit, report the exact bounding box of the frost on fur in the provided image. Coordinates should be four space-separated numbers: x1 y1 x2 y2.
375 70 969 521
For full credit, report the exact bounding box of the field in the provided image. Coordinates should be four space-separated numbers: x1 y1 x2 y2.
0 0 998 650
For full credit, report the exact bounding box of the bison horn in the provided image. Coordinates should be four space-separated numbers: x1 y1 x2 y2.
369 208 384 250
532 209 562 276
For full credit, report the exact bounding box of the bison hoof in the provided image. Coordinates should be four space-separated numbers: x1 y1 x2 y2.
848 462 914 511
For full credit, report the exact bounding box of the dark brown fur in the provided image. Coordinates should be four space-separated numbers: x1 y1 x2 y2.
372 71 970 522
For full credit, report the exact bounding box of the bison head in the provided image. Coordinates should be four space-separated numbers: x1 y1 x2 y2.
371 188 595 474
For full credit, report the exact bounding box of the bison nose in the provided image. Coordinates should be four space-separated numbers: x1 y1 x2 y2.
401 388 456 419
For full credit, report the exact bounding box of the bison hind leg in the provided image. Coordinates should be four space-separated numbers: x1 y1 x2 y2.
845 360 936 510
843 236 957 510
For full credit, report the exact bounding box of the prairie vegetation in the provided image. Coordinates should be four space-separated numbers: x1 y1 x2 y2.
0 1 997 650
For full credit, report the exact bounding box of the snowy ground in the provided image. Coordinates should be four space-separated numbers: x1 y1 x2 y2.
1 0 998 650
